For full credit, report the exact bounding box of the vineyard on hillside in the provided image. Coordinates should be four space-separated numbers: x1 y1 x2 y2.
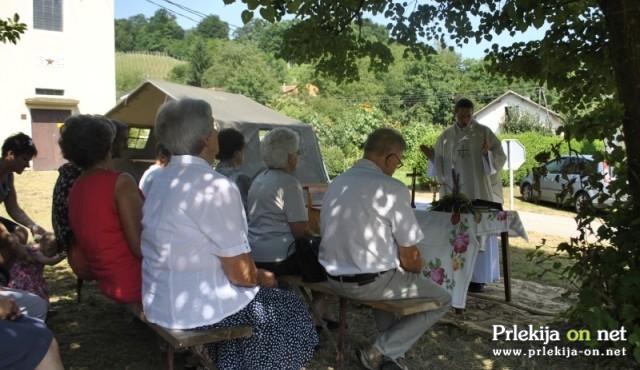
115 51 185 98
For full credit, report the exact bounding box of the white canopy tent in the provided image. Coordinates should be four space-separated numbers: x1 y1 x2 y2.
105 79 328 184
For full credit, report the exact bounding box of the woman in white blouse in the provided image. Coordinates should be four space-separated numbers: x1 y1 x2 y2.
141 98 317 369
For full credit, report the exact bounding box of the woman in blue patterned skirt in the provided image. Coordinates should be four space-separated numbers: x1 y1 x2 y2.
141 98 318 369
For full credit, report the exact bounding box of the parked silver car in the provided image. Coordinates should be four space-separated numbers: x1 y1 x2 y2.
519 155 615 213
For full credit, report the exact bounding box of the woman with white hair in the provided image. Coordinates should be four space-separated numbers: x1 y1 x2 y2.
141 99 317 369
248 127 337 329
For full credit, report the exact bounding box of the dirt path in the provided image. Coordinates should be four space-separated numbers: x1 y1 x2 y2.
440 278 575 338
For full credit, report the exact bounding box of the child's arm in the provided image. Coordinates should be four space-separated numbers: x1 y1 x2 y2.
32 251 66 266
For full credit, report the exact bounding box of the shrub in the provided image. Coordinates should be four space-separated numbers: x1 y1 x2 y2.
499 109 555 135
526 139 638 363
321 146 351 178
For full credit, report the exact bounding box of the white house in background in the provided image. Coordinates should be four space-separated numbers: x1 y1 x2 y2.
0 0 115 170
475 90 563 133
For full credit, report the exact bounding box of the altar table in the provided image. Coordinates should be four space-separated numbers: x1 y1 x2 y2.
414 208 528 309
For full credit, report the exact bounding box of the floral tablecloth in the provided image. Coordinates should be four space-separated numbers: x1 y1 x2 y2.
414 209 528 309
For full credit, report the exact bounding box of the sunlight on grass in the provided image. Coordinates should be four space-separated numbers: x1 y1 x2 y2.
509 231 575 289
0 170 58 231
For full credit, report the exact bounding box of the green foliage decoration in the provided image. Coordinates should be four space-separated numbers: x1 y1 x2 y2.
430 169 475 215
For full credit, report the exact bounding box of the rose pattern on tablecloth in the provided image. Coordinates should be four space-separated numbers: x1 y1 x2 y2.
416 209 528 309
450 216 470 272
423 258 454 290
485 210 508 222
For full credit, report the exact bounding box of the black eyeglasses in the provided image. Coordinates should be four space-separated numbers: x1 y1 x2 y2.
386 153 403 169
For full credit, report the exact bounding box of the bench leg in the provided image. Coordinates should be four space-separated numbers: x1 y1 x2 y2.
296 287 339 352
166 345 174 370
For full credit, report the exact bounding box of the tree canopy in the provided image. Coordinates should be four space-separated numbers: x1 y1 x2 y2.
225 0 638 198
195 15 229 39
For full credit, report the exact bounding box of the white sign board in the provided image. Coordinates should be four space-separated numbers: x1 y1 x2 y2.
501 139 526 170
501 139 526 210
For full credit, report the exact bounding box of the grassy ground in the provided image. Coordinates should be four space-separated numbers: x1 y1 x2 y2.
3 171 631 369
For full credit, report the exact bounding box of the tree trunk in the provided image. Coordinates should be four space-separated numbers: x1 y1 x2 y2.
599 0 640 206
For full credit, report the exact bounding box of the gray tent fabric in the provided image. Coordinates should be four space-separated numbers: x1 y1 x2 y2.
105 79 329 184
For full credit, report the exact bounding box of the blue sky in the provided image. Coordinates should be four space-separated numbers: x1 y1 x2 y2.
114 0 544 60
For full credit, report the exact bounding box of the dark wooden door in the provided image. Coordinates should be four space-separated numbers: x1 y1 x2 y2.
30 109 71 171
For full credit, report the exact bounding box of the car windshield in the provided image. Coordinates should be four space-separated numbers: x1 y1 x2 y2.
563 158 589 174
546 158 565 173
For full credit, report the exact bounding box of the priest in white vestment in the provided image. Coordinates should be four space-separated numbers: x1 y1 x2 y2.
421 98 507 292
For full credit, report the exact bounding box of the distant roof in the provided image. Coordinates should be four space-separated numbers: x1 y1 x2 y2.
104 79 329 184
475 90 562 121
105 79 307 128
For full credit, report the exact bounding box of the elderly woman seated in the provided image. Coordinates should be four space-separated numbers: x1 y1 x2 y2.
141 98 317 369
59 115 143 304
247 127 337 329
215 128 252 213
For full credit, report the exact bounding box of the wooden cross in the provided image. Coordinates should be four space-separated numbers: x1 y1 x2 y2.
406 168 419 208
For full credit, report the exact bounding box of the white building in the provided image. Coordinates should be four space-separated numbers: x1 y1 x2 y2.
475 90 563 134
0 0 115 170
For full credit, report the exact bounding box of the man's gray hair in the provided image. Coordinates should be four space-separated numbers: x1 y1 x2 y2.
363 127 407 155
261 127 300 169
155 98 213 155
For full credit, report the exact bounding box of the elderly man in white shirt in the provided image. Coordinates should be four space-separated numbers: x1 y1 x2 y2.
320 128 452 370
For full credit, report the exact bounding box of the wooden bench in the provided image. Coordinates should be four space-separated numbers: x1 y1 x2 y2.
278 274 444 370
127 304 253 370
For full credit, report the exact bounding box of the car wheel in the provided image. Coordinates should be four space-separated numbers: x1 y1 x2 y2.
574 192 591 213
521 183 534 202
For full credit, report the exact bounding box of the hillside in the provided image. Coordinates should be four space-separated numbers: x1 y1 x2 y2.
115 51 185 97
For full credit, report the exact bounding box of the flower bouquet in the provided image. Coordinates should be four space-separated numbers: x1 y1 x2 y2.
430 169 475 215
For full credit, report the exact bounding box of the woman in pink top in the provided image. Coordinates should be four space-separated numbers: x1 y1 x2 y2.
59 115 143 303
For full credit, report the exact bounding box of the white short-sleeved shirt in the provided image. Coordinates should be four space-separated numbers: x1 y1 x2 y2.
138 164 162 196
141 155 258 330
319 159 424 275
247 169 308 263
